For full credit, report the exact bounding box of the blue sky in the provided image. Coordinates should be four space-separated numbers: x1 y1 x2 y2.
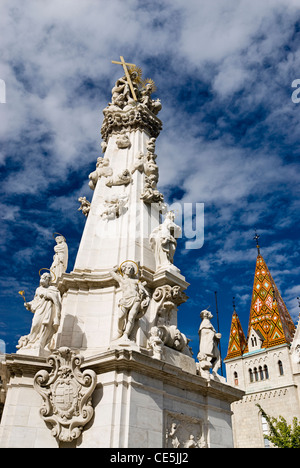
1 0 300 368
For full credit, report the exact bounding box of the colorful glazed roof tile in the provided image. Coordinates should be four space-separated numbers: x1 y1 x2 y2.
246 254 295 350
225 249 296 361
225 308 247 360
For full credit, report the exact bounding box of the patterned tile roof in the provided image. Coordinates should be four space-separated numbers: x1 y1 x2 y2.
246 254 295 349
225 253 296 361
225 309 247 360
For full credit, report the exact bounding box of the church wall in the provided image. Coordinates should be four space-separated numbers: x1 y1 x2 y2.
226 344 300 448
226 345 294 391
231 385 300 448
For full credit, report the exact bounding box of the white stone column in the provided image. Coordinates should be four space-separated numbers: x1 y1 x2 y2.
74 130 160 273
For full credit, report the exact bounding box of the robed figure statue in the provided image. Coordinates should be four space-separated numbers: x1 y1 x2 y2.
149 211 181 271
17 272 61 354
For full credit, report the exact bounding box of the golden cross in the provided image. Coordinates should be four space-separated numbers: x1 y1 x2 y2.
111 56 138 101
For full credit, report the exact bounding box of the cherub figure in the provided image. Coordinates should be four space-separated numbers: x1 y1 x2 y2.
78 197 91 217
109 262 150 342
147 326 164 359
88 157 113 190
140 82 162 115
100 195 128 220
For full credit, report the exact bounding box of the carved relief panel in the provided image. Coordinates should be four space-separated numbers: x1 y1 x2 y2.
164 412 207 448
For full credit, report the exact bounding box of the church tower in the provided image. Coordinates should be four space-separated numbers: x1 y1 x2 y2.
0 58 243 448
225 234 300 448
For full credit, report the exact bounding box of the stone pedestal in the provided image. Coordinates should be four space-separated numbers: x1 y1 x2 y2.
0 350 243 448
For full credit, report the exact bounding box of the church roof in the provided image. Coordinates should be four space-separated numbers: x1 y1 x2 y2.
246 254 295 349
225 308 247 360
225 248 296 361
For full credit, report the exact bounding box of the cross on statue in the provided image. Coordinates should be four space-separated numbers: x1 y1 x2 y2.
111 56 138 101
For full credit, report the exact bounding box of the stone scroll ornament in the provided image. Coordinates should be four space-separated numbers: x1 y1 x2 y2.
152 284 188 326
34 347 97 443
149 285 191 355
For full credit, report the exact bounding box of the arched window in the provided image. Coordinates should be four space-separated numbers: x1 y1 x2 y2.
251 336 257 347
254 367 259 381
249 368 253 383
261 415 271 448
278 360 284 376
259 366 264 380
233 371 238 386
264 365 269 379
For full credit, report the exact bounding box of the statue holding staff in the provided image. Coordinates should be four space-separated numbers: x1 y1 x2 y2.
17 271 61 354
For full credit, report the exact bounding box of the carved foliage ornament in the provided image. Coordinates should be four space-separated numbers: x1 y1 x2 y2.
34 347 97 442
101 107 162 142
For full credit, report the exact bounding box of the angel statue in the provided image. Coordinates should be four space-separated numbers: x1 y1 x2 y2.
140 80 162 115
16 272 61 354
109 261 150 342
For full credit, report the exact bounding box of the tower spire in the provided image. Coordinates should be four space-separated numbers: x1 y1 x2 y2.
224 297 247 361
247 252 295 349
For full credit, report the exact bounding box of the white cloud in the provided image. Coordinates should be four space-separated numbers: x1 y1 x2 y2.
1 0 299 196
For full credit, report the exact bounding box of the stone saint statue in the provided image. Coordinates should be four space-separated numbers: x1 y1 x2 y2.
109 262 150 342
197 309 221 375
17 272 61 353
149 211 181 271
50 235 68 280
